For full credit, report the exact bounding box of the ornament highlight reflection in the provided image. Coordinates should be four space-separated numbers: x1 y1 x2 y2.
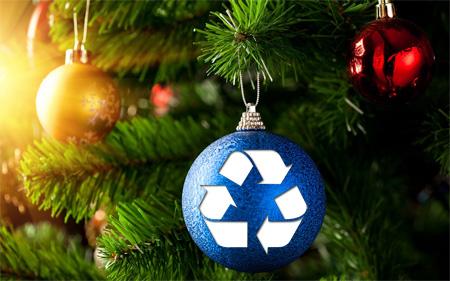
348 18 434 104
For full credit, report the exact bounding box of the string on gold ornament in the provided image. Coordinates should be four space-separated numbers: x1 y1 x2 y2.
67 0 91 64
81 0 90 50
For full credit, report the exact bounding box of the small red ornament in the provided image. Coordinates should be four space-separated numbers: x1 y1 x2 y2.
150 84 175 115
27 1 52 58
348 17 434 104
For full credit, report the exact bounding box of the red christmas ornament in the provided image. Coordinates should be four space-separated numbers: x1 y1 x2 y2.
348 2 434 104
150 84 175 115
27 1 52 58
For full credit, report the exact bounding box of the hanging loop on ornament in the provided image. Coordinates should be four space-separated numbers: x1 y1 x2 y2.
81 0 91 51
376 0 396 19
236 72 265 131
73 11 80 50
240 71 260 110
66 1 91 64
72 0 90 51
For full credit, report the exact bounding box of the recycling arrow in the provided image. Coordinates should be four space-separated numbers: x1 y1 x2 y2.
219 151 253 186
245 150 292 184
200 185 247 247
256 186 307 253
200 185 236 219
200 150 308 254
220 150 291 186
257 217 302 254
274 186 307 219
204 220 248 247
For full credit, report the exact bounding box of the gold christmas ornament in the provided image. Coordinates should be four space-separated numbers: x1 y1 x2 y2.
36 52 120 143
36 2 120 143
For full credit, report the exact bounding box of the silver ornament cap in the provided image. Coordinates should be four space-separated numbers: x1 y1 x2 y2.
236 103 266 131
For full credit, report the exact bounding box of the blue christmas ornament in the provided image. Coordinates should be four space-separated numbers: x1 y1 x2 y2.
182 106 326 272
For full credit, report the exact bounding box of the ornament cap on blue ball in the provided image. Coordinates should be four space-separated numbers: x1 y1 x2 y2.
182 106 326 272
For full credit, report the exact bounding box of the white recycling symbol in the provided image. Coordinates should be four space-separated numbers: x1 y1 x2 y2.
199 150 307 254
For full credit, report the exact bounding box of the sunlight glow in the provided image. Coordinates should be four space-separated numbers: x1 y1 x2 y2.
0 65 7 83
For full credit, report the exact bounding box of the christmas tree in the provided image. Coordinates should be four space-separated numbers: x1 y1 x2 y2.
0 0 449 280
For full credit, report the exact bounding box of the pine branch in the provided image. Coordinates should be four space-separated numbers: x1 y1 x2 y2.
97 199 268 280
52 0 214 31
200 260 272 280
20 116 233 221
48 0 374 81
196 0 374 83
51 21 201 80
197 0 301 83
417 108 450 175
97 199 196 280
275 109 409 279
275 72 366 150
317 149 409 280
49 0 218 80
0 223 103 280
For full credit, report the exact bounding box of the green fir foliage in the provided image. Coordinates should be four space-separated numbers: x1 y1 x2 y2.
14 0 449 280
0 223 102 280
97 199 270 280
197 0 301 83
197 0 374 83
321 157 407 280
20 116 232 222
50 0 218 80
418 108 450 175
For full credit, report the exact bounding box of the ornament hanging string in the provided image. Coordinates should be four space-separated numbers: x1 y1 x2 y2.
222 8 266 130
81 0 90 50
72 0 91 51
236 71 265 131
72 12 79 49
235 32 261 109
239 71 260 110
224 9 262 111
